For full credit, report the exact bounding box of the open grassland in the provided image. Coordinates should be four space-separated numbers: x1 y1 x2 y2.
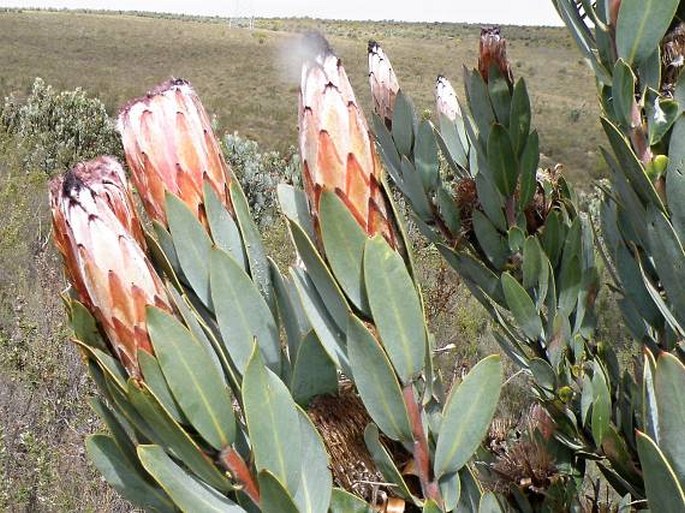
0 10 602 183
0 10 618 512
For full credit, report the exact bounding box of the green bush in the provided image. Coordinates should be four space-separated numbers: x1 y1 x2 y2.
1 77 122 175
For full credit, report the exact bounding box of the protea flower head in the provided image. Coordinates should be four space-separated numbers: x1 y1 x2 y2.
299 34 399 250
368 40 400 130
118 78 233 227
50 156 172 377
478 26 514 86
435 75 462 122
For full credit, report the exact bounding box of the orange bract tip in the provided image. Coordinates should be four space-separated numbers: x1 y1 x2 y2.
478 26 514 86
435 75 462 122
298 35 399 251
49 156 172 378
118 79 233 228
368 40 400 130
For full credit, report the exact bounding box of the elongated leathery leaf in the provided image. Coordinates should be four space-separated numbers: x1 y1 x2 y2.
636 431 685 512
329 489 375 513
259 470 299 513
126 380 232 492
277 184 316 244
655 353 685 489
666 116 685 240
146 307 236 450
242 345 301 493
434 355 502 478
612 60 636 127
647 206 685 328
347 315 413 442
488 65 511 126
465 67 496 145
439 472 461 512
288 218 349 330
473 210 508 270
138 350 185 424
210 247 281 376
488 124 518 197
592 361 611 446
204 182 246 272
423 500 442 513
229 181 273 310
166 193 213 306
89 397 140 472
616 0 679 65
293 407 332 513
290 331 338 406
479 492 504 513
363 424 414 501
415 120 440 191
392 90 416 156
138 445 245 513
601 117 665 212
501 273 543 340
364 236 426 384
69 299 106 351
87 435 175 513
290 267 348 372
518 130 539 207
509 79 531 155
73 340 128 391
270 259 309 365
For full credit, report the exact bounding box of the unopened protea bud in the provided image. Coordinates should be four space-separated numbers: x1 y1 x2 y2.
118 79 233 227
478 26 514 86
50 157 172 377
299 34 399 250
368 40 400 129
435 75 462 122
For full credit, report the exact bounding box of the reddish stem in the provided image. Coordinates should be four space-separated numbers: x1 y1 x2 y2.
629 101 653 166
402 385 442 505
219 446 260 505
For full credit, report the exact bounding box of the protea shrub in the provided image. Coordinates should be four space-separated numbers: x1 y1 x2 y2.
49 3 685 512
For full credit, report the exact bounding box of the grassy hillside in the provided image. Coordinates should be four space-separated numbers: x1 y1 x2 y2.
0 10 613 512
0 10 601 182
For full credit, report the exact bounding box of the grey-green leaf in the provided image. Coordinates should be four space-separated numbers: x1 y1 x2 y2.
290 331 338 406
363 424 414 500
434 355 503 478
138 444 245 513
229 181 273 310
210 247 281 376
636 431 685 512
347 315 413 442
319 190 369 313
146 307 236 450
259 470 300 513
655 353 685 489
293 407 333 513
166 192 213 306
363 236 426 383
488 123 518 197
616 0 679 65
479 492 504 513
242 345 301 493
86 435 175 513
329 489 375 513
591 361 611 446
501 273 543 340
204 182 247 272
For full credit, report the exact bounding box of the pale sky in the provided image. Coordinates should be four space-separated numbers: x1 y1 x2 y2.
0 0 564 26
